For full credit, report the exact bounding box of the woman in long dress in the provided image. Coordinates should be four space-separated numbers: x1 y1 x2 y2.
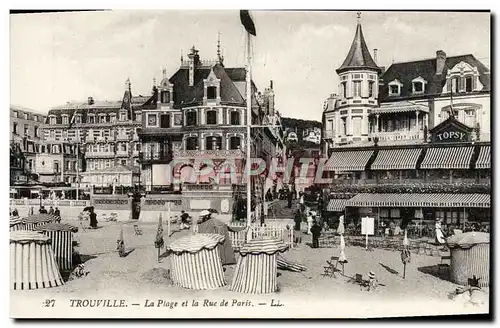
197 210 247 266
435 218 446 244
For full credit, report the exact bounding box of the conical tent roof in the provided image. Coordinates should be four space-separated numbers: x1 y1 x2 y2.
337 22 380 74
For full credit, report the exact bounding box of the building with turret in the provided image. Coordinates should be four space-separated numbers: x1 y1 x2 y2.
322 13 491 235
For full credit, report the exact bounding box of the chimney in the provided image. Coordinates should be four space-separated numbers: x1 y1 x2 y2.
87 97 94 105
436 50 447 75
270 80 273 90
187 46 197 87
373 49 378 65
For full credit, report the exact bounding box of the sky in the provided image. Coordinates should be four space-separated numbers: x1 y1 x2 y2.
10 10 490 121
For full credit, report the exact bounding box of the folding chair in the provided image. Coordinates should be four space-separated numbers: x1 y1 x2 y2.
348 273 369 288
322 256 339 278
133 224 143 235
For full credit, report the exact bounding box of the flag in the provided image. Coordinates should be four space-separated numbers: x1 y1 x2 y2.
240 10 256 36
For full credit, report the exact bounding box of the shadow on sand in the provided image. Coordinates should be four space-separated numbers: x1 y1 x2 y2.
418 265 450 281
379 262 400 275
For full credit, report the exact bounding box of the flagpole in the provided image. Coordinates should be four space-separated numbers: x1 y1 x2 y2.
245 31 252 228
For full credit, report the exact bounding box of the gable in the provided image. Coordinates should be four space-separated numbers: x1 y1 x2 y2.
429 116 473 143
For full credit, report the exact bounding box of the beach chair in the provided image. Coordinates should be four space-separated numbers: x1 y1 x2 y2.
348 273 369 287
133 224 143 235
322 256 339 278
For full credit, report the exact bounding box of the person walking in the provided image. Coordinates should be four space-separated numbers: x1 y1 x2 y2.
287 189 293 209
311 220 322 249
89 207 98 229
39 206 47 214
54 207 61 222
306 211 314 235
49 206 54 215
180 210 190 230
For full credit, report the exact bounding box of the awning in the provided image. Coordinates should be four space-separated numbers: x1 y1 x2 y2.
326 199 348 212
346 193 490 208
325 150 374 172
371 148 422 170
475 146 490 169
370 101 429 115
420 146 474 169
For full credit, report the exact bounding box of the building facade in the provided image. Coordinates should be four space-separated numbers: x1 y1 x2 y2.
10 106 47 179
322 15 491 235
42 80 152 186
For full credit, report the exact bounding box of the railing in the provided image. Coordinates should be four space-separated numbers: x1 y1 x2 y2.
228 221 294 250
370 130 422 142
85 151 115 158
9 198 91 207
141 152 172 161
173 149 244 159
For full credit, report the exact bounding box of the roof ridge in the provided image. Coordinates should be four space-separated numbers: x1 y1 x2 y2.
388 53 476 66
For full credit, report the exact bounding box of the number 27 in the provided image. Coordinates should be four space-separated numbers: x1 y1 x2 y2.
44 299 55 307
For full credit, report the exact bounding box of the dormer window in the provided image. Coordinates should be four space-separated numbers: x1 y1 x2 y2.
62 115 69 125
388 79 403 96
207 87 217 100
465 76 473 92
87 115 95 124
49 116 56 125
99 114 106 123
161 90 171 103
412 77 427 94
109 114 116 123
119 112 127 121
230 111 240 125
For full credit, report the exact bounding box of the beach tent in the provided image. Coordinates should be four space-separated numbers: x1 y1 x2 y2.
167 233 226 290
34 223 78 272
23 214 57 231
10 230 64 290
231 238 288 294
10 217 25 231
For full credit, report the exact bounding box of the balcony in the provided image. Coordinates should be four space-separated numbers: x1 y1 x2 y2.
369 130 423 143
173 149 244 159
85 151 115 158
116 134 130 141
139 152 172 163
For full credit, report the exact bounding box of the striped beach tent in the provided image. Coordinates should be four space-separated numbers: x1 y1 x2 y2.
166 233 226 290
10 216 25 231
276 254 307 272
23 214 57 231
33 223 78 272
10 230 64 290
231 238 289 294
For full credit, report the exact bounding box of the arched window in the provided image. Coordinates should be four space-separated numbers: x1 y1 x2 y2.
206 110 217 125
186 136 198 150
186 111 197 126
205 136 222 150
230 111 240 125
161 90 171 103
230 136 241 150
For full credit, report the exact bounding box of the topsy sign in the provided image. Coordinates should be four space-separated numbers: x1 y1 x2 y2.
430 116 473 143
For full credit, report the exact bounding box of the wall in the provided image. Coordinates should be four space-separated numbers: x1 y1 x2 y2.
9 199 90 219
138 194 183 223
91 194 132 222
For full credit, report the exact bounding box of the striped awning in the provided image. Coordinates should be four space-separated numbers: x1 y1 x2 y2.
326 199 348 212
476 146 490 169
420 146 474 169
239 238 289 256
325 150 374 172
346 193 490 208
167 233 225 253
371 148 422 170
371 101 429 115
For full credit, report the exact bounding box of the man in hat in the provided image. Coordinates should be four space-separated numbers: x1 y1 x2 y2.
310 220 322 249
367 271 378 291
180 210 190 230
197 209 247 266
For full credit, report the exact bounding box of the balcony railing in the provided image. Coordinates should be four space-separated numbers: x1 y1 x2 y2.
173 149 244 159
370 130 422 142
140 152 172 162
116 134 130 141
85 151 115 158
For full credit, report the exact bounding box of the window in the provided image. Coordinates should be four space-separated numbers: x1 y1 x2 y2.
206 110 217 125
352 117 362 136
341 118 347 135
205 136 222 150
103 130 110 138
28 159 33 170
12 122 17 134
161 91 171 103
53 161 60 173
34 126 39 137
413 82 423 93
136 143 141 151
135 113 142 122
54 130 61 141
389 85 399 95
465 76 473 92
50 130 55 140
110 114 116 123
147 114 157 127
62 116 69 124
93 130 100 138
341 82 347 98
88 115 95 124
464 109 476 127
160 114 170 128
353 81 361 97
121 159 127 166
99 144 105 152
50 116 57 124
230 136 241 150
120 143 127 152
120 112 127 121
368 81 374 98
33 115 38 122
207 86 217 100
22 124 28 136
99 115 106 123
186 137 198 150
230 111 240 125
186 111 197 126
451 77 460 93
